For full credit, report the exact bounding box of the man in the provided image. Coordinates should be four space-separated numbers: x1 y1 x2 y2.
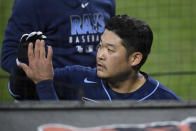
18 15 181 101
1 0 115 99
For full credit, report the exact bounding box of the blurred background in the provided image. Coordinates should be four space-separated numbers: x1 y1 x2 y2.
0 0 196 101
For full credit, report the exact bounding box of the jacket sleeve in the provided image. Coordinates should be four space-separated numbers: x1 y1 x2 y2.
47 65 96 100
35 65 85 100
1 0 38 73
35 65 92 100
36 80 59 100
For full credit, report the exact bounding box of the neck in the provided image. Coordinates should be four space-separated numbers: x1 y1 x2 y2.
107 72 146 94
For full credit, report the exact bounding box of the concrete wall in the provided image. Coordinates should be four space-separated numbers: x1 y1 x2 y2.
1 101 196 131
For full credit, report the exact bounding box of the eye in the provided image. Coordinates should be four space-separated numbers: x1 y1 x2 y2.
97 44 101 50
107 48 115 52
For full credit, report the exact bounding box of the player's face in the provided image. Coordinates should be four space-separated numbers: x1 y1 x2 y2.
96 29 131 79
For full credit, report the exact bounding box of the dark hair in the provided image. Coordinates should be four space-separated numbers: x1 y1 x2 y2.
105 15 153 70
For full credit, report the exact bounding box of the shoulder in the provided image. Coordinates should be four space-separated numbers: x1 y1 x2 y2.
141 72 181 101
12 0 41 17
90 0 115 16
153 83 182 100
12 0 54 13
69 65 97 77
54 65 97 80
13 0 36 10
92 0 115 7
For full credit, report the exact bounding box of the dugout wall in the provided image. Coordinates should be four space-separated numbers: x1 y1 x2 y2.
1 101 196 131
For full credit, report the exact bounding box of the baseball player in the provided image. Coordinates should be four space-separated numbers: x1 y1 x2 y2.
18 15 181 101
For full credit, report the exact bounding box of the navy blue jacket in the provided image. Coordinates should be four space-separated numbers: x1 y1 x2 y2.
1 0 115 73
36 65 181 101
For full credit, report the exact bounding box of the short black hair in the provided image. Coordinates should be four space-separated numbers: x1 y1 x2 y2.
105 15 153 70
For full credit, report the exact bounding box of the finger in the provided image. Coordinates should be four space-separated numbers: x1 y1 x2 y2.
28 42 34 61
40 40 46 59
47 46 53 61
34 39 40 58
18 61 31 76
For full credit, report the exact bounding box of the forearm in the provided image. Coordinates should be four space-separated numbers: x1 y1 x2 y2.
36 80 59 100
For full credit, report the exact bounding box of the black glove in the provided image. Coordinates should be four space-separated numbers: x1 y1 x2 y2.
18 31 47 64
9 31 47 100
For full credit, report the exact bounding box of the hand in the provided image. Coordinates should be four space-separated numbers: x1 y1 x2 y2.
17 40 53 84
10 31 47 99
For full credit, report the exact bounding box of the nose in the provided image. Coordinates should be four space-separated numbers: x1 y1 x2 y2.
97 48 106 61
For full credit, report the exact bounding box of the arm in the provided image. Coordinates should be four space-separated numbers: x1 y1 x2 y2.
18 40 55 100
18 39 96 100
1 0 38 73
36 80 59 100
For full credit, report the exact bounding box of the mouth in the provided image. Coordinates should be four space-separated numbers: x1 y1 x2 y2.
97 63 106 71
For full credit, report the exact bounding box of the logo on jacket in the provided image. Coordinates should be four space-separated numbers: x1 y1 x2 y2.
84 77 96 84
69 13 105 53
81 2 89 8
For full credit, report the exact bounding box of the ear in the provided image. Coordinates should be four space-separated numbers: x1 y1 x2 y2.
128 52 143 67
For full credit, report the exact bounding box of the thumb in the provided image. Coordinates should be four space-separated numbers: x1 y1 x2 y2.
17 59 31 76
